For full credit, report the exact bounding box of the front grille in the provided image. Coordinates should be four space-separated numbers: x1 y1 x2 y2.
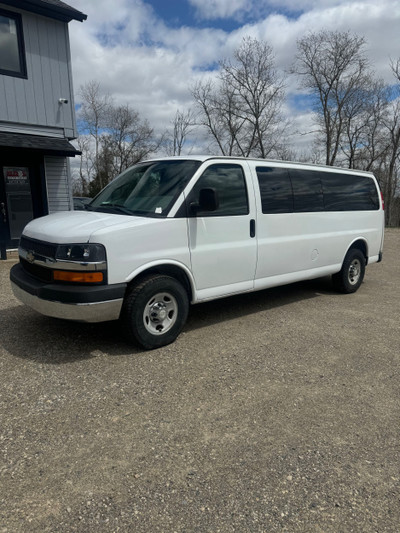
20 258 53 283
19 236 57 259
19 237 56 283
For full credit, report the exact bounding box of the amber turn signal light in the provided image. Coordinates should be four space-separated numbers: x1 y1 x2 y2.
53 271 104 283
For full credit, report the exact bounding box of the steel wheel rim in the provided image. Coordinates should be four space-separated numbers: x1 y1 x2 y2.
348 258 361 285
143 292 178 335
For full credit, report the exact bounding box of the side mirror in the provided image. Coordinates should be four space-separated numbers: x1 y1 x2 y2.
190 188 219 214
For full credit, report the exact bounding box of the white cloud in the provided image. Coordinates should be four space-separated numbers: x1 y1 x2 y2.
185 0 382 21
73 0 153 41
260 0 360 11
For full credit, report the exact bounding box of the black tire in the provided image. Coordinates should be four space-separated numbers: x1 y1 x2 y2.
332 248 366 294
120 275 189 349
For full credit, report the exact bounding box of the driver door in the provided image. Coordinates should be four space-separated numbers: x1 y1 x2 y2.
184 161 257 300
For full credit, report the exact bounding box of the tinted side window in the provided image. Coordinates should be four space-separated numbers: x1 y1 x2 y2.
321 173 379 211
256 166 293 213
289 169 324 212
188 164 249 216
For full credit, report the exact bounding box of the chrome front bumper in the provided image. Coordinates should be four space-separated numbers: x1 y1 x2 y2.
10 263 126 323
11 282 123 323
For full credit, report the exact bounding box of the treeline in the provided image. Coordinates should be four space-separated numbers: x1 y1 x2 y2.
74 30 400 226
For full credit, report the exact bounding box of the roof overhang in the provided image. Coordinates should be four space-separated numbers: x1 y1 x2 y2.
0 132 81 156
0 0 87 22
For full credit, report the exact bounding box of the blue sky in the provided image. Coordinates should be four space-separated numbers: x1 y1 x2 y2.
68 0 400 153
147 0 207 28
145 0 301 31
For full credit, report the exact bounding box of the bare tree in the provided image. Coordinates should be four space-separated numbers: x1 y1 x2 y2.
73 135 92 196
340 79 389 170
103 103 158 176
165 109 196 156
91 137 115 197
191 78 243 155
76 82 162 197
78 81 112 190
378 59 400 225
191 37 287 158
293 30 370 166
222 37 287 158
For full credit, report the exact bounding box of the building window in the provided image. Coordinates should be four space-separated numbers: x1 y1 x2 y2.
0 9 27 78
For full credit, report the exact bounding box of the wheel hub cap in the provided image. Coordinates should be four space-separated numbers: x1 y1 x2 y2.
143 292 178 335
151 303 167 321
349 260 361 284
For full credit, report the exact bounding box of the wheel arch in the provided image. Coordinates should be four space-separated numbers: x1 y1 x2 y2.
125 261 195 302
345 238 369 265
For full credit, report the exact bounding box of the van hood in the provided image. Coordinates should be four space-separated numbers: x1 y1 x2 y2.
22 211 151 244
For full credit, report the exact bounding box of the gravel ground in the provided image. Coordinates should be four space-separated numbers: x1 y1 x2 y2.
0 229 399 532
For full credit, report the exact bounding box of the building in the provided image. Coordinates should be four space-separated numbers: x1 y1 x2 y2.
0 0 86 259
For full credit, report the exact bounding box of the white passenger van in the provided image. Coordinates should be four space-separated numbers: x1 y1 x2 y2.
10 157 384 349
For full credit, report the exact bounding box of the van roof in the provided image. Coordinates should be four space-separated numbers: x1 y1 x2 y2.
143 155 375 178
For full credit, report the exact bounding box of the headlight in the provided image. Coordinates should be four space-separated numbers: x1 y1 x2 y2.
55 243 106 263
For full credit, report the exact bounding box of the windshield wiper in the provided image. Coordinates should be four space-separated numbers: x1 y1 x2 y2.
93 203 136 215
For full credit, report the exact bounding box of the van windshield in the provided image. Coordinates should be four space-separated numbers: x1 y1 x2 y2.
89 160 201 217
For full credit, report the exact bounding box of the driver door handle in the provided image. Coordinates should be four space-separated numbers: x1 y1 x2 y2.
250 219 256 238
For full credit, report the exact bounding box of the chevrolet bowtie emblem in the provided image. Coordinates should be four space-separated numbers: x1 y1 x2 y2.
26 251 35 263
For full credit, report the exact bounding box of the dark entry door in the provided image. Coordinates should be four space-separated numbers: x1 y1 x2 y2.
2 166 34 241
1 150 47 256
1 160 39 249
0 167 11 251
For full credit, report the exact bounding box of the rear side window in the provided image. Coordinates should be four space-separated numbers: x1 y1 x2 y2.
255 166 379 214
289 169 324 212
256 166 293 213
188 163 249 216
321 173 379 211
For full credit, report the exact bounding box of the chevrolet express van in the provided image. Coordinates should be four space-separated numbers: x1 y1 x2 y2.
10 156 384 349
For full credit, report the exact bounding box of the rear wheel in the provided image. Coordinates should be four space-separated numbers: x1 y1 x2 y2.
121 275 189 349
332 248 366 293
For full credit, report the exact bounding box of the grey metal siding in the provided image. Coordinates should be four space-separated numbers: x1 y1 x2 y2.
0 4 76 136
45 156 72 212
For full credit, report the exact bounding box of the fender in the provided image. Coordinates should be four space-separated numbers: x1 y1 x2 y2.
342 237 368 264
125 259 198 303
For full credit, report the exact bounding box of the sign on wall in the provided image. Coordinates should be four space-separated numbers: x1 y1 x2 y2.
3 167 30 187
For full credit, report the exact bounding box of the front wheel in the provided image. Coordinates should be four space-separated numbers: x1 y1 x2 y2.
121 275 189 349
332 248 366 294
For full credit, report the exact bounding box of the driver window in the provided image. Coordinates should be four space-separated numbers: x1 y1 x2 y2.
188 163 249 216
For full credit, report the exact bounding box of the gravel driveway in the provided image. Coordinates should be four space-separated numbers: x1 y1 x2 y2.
1 229 399 532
